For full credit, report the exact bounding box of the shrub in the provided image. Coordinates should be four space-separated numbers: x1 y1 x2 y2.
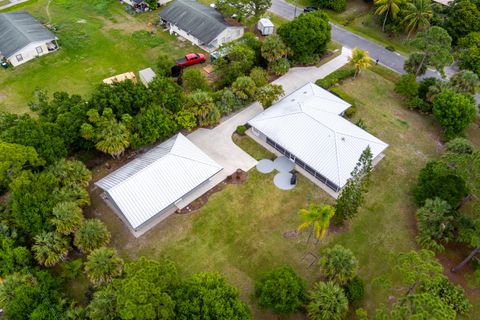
432 89 477 139
269 58 290 76
407 96 431 112
306 281 349 320
344 106 356 118
315 67 356 89
318 0 346 12
181 69 210 92
232 76 257 101
445 137 474 154
395 74 419 99
156 53 175 77
215 88 242 115
249 67 268 87
330 87 357 106
412 160 469 207
236 125 247 135
254 266 306 315
418 77 440 101
355 119 367 130
320 245 359 285
343 276 365 304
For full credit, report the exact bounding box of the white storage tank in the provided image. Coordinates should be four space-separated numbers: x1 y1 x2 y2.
257 18 274 36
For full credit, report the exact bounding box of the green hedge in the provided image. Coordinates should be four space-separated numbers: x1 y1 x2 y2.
330 87 357 117
315 67 356 89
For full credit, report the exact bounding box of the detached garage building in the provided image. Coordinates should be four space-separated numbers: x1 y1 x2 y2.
96 133 222 236
0 11 58 67
248 82 388 194
159 0 244 52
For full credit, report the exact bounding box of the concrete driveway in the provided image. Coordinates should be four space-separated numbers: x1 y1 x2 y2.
187 47 351 178
187 103 263 177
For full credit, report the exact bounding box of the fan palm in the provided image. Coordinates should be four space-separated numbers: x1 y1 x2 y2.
51 201 84 235
349 48 372 78
32 232 69 267
96 119 130 159
74 219 111 253
84 247 124 286
298 204 335 244
374 0 403 32
49 159 92 188
402 0 433 39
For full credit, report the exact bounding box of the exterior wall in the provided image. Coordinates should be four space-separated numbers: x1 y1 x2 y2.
8 41 53 67
210 27 244 49
168 24 202 46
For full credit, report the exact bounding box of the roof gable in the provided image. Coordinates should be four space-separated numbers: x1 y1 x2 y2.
0 11 57 58
248 82 388 188
95 133 223 229
159 0 234 44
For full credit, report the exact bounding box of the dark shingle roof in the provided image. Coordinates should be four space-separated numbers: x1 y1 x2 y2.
159 0 232 44
0 11 57 58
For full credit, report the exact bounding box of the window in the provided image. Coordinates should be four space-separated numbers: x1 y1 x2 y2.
16 54 23 62
36 46 43 54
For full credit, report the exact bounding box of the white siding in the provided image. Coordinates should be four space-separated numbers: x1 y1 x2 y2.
8 41 53 67
212 27 244 48
169 24 202 46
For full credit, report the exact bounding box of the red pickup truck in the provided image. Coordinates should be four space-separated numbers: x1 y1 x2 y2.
176 53 206 67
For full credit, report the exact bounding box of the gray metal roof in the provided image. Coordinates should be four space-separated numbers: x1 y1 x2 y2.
95 133 223 229
0 11 57 58
159 0 232 44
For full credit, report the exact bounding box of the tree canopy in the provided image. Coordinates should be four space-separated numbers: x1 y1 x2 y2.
277 11 331 64
320 245 359 285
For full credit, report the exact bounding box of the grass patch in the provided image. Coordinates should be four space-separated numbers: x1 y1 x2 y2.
369 64 401 83
233 134 275 160
0 0 199 113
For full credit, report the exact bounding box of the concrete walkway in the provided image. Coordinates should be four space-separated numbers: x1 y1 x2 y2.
272 47 351 95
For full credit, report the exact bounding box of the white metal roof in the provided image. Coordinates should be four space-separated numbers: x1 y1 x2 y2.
248 82 388 189
258 18 274 27
95 133 222 229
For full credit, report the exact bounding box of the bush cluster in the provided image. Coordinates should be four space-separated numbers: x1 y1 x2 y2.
315 67 356 89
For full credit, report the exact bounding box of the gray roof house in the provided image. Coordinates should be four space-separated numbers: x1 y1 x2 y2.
0 11 58 67
159 0 244 52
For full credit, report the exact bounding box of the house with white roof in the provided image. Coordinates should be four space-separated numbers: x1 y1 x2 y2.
248 82 388 195
95 133 223 236
0 11 59 67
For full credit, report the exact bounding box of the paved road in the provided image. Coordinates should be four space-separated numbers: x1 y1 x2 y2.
269 0 480 102
270 0 447 78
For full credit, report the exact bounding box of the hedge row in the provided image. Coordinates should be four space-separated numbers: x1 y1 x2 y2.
315 67 356 89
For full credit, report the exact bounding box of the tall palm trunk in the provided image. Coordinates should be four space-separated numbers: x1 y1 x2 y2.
451 246 480 273
307 225 313 244
415 54 427 77
382 7 390 32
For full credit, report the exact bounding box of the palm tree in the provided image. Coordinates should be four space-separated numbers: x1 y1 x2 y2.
49 159 92 188
32 232 70 267
51 201 84 235
298 204 335 244
95 119 130 159
402 0 433 39
349 48 372 79
74 219 111 253
84 247 124 286
374 0 403 32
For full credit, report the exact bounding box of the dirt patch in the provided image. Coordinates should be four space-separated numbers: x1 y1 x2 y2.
437 243 480 295
177 169 248 214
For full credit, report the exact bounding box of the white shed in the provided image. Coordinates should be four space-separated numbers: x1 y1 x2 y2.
139 67 156 86
257 18 274 36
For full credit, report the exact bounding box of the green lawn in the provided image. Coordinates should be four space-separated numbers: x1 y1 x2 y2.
284 0 416 56
0 0 199 113
83 69 480 318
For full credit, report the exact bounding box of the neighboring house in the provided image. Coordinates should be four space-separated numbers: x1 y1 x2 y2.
0 11 59 67
139 67 157 86
95 133 223 236
121 0 170 12
159 0 244 52
432 0 452 5
248 82 389 196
